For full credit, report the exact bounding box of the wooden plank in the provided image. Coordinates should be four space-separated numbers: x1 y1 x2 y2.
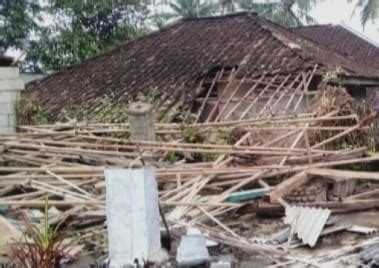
195 70 222 123
205 68 236 122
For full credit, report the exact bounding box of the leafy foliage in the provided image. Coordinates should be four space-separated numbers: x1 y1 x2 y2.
236 0 321 27
181 124 204 143
350 0 379 29
168 0 219 18
164 151 182 163
0 0 42 53
147 87 160 104
220 0 237 14
30 0 150 70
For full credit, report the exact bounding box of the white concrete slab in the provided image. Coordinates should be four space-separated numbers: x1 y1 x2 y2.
105 167 161 266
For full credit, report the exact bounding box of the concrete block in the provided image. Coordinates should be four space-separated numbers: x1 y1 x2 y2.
0 67 24 135
105 167 161 266
0 114 16 127
0 91 20 103
128 102 155 141
0 67 19 79
0 126 15 135
0 102 16 114
0 79 24 91
0 114 9 126
9 114 16 126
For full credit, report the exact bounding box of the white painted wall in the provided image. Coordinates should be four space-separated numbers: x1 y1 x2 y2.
0 67 24 134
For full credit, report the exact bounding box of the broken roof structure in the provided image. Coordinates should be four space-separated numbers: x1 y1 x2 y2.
26 12 379 122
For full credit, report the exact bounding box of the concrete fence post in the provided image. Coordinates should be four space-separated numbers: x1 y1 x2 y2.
105 167 161 267
0 67 24 135
105 102 161 267
127 102 155 141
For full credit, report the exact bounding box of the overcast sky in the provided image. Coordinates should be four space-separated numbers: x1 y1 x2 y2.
309 1 378 44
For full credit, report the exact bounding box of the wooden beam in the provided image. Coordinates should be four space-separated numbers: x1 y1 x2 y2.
307 168 379 181
327 76 379 86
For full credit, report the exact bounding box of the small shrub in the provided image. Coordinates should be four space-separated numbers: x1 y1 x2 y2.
15 98 48 125
181 124 203 143
164 151 181 163
10 200 73 268
146 87 160 104
201 153 216 162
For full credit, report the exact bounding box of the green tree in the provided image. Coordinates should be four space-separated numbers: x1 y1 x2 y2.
351 0 379 29
0 0 42 53
31 0 150 70
236 0 320 27
220 0 236 14
169 0 219 18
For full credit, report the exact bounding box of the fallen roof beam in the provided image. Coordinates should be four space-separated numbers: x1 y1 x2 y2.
307 167 379 181
327 75 379 86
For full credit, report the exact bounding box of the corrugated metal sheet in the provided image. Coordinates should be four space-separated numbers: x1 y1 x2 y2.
284 206 331 247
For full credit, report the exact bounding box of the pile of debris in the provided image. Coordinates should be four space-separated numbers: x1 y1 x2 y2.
0 87 378 267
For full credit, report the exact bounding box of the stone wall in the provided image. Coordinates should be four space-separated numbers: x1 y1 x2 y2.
0 67 24 134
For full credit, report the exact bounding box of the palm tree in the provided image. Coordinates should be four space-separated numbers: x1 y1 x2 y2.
236 0 320 27
169 0 219 19
220 0 236 14
351 0 379 29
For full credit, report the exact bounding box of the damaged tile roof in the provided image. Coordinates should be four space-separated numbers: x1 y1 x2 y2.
26 12 379 120
293 24 379 69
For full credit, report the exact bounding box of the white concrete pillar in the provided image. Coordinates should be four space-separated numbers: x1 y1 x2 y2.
105 167 161 266
0 67 24 134
105 103 161 267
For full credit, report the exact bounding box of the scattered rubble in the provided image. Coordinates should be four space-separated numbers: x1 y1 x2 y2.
0 80 378 267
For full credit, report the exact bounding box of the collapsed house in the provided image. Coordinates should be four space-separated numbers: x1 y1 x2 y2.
0 12 379 267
